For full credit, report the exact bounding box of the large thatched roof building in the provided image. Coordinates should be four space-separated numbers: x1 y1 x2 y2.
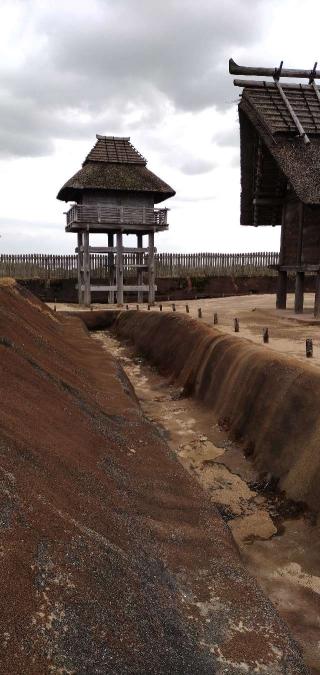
230 59 320 317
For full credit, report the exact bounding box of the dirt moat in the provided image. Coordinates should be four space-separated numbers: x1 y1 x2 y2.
0 280 316 674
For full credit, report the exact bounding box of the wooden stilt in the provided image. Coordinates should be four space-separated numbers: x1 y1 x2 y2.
294 272 304 313
116 231 124 306
148 230 155 305
314 272 320 317
108 233 115 304
276 271 287 309
83 230 91 307
137 234 143 303
77 232 84 305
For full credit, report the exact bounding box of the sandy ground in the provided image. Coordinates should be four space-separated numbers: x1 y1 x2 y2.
94 329 320 674
49 293 320 368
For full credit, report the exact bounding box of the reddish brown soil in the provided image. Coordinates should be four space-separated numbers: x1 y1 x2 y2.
0 281 308 673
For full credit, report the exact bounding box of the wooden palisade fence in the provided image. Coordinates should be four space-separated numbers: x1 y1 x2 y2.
0 251 279 281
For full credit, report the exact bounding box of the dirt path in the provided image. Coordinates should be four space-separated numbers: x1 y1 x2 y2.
93 329 320 674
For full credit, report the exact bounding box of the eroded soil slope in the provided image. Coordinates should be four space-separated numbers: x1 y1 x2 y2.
0 281 308 674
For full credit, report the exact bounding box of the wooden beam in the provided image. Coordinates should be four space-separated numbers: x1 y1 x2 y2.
83 231 91 307
148 230 155 305
108 233 115 304
295 272 304 314
85 246 150 254
314 272 320 318
66 222 168 233
78 285 157 292
137 234 143 303
233 79 319 91
229 58 320 80
116 232 124 306
77 232 84 305
275 81 310 144
276 271 287 309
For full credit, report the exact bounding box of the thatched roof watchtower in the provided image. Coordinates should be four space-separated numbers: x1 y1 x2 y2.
231 59 320 316
57 135 175 306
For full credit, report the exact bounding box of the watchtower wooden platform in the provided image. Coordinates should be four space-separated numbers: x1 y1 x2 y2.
230 58 320 316
57 135 175 306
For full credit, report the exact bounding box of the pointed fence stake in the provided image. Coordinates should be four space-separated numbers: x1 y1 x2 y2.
198 308 202 319
234 318 240 333
263 327 269 343
214 312 218 324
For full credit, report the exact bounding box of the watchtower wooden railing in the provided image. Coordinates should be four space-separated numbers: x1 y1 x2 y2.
66 204 168 227
0 251 279 280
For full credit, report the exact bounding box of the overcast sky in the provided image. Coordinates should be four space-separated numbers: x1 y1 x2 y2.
0 0 319 253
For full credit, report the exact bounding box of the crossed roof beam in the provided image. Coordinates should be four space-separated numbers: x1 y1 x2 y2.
230 58 320 145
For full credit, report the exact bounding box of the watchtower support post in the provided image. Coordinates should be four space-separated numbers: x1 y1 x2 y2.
148 230 155 305
83 230 91 307
137 234 143 303
116 232 124 306
108 233 115 304
77 232 84 305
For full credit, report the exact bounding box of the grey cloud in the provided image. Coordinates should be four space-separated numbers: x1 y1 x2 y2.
0 0 269 158
180 158 216 175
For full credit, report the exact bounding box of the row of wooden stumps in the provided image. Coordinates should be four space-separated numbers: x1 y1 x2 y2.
126 303 314 356
276 270 320 317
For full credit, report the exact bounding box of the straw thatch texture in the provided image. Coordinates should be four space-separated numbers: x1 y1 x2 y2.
239 83 320 225
57 136 175 203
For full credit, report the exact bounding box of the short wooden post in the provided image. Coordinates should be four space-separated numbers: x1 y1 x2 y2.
263 327 269 343
276 271 287 310
306 338 313 358
136 304 139 311
108 233 115 304
214 312 218 324
137 234 143 304
294 272 304 314
159 304 163 311
126 304 129 310
83 230 91 307
314 272 320 318
116 231 124 306
172 303 176 312
186 304 189 313
198 308 202 318
148 230 155 305
234 318 239 332
148 304 151 311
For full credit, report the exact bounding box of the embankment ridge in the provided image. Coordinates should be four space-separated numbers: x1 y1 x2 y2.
114 310 320 515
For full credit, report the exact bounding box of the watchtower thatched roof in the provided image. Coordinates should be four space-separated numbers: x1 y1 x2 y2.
57 135 175 204
237 81 320 225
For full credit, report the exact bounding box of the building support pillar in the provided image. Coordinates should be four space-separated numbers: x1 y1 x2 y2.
294 271 304 314
148 229 155 305
83 230 91 307
137 233 143 304
276 270 287 309
77 231 85 306
116 231 124 306
108 233 115 304
314 272 320 318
